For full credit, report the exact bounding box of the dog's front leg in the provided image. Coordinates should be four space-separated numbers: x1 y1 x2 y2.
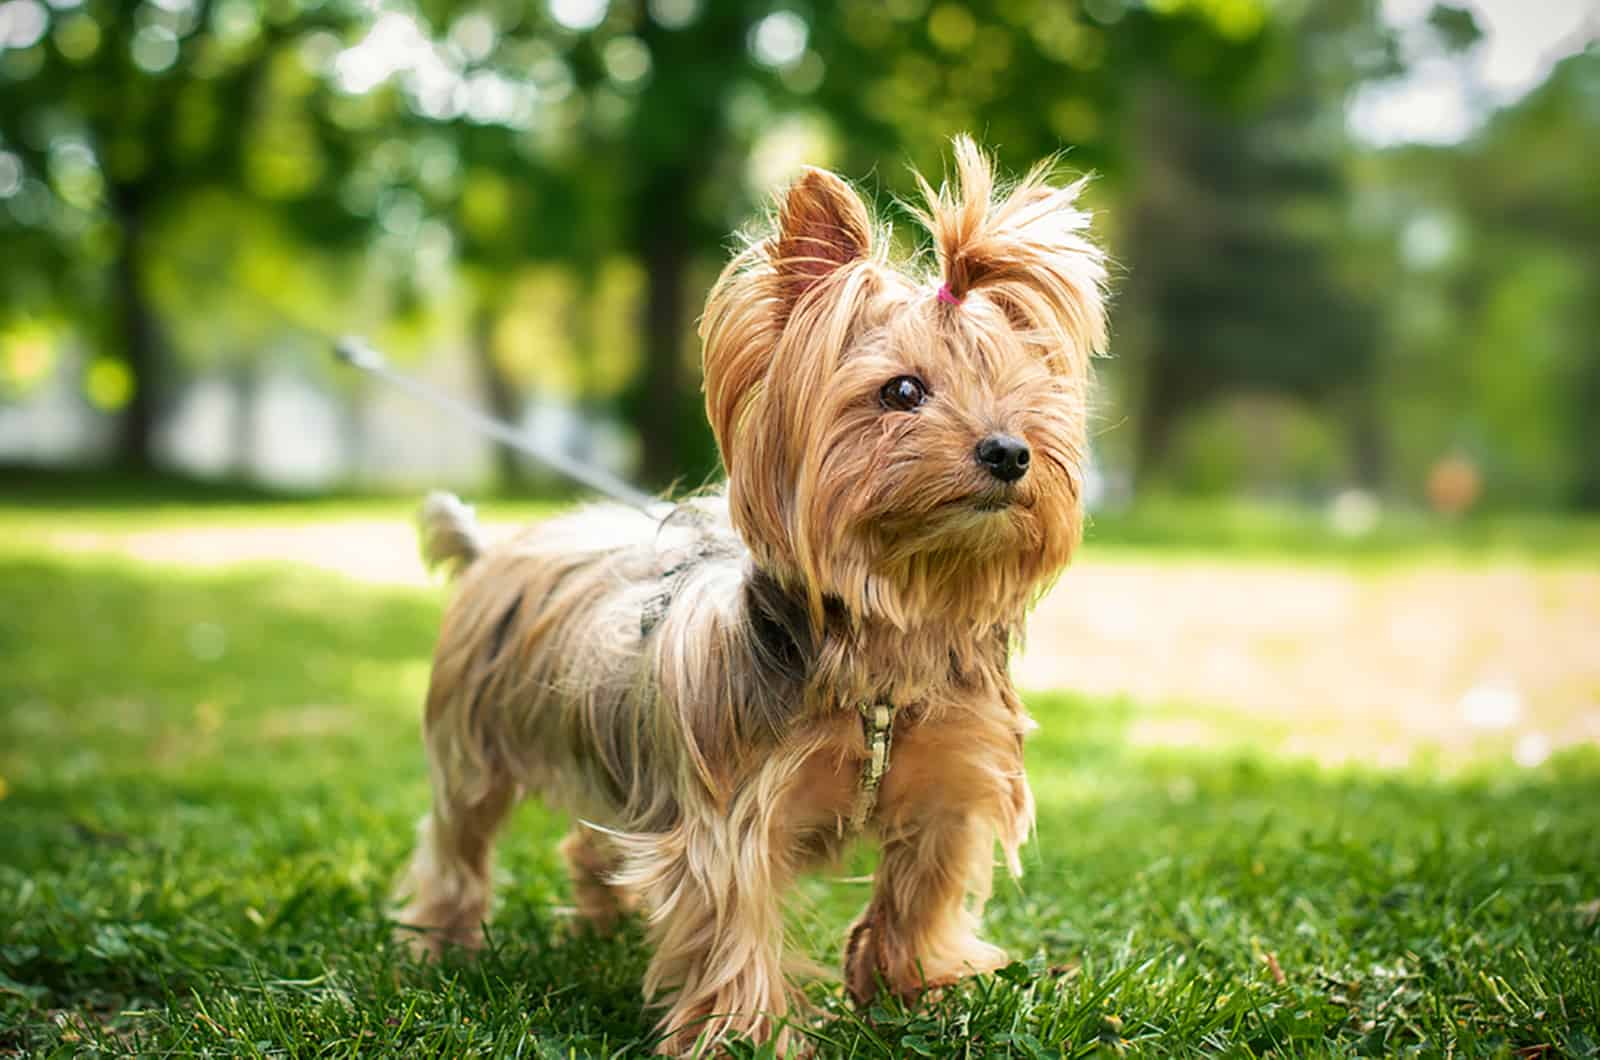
843 811 1012 1005
843 712 1033 1005
614 809 797 1055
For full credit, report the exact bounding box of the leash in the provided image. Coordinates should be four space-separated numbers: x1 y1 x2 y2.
332 336 670 519
335 334 895 831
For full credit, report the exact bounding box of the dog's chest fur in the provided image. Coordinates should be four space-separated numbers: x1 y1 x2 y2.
644 502 1020 829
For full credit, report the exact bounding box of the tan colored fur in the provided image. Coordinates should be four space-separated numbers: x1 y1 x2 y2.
395 137 1106 1055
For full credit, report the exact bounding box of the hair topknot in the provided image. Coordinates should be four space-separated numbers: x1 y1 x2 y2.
913 135 1108 369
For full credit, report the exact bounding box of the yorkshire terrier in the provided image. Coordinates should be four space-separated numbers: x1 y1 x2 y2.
395 137 1107 1054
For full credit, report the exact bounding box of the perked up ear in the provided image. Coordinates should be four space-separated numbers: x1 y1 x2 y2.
771 167 873 321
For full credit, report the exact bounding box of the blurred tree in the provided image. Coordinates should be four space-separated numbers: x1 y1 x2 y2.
811 0 1274 189
384 0 1289 488
1460 50 1600 508
0 0 373 470
1375 47 1600 508
365 1 788 487
13 0 1586 514
145 191 359 472
1114 0 1400 488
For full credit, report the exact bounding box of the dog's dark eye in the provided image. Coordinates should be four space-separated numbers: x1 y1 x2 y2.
880 376 929 412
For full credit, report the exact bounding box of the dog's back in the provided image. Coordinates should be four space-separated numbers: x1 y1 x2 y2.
414 494 748 824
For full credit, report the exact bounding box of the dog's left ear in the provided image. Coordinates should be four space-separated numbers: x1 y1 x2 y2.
771 168 872 323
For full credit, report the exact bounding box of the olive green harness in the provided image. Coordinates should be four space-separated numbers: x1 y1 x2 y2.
847 701 898 833
641 556 897 835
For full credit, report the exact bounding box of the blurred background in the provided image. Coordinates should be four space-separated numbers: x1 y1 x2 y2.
2 0 1597 505
2 0 1597 763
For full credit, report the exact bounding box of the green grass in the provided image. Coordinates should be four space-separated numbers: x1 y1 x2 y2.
2 547 1599 1056
1081 495 1600 565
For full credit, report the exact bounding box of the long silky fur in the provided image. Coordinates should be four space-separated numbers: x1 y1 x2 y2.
395 136 1107 1056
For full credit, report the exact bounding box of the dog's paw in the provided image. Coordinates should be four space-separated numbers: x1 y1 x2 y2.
843 913 885 1006
392 903 485 960
844 912 1011 1007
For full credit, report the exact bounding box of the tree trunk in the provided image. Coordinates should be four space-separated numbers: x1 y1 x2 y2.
469 293 526 491
1133 358 1182 487
1347 388 1387 492
1571 260 1600 510
229 359 259 478
108 188 162 472
636 196 690 489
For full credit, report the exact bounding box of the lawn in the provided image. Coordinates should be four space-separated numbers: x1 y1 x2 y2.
2 505 1598 1056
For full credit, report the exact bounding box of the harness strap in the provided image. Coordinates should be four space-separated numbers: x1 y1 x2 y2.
642 562 895 834
846 701 897 833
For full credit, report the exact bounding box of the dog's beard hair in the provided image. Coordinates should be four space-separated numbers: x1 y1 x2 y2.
398 136 1107 1055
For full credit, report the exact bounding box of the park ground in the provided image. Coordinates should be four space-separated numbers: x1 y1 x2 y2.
2 482 1598 1056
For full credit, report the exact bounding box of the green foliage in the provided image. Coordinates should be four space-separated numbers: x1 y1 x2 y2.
0 0 386 466
1113 0 1397 487
1377 50 1600 509
0 1 1594 510
1161 395 1349 498
2 538 1597 1054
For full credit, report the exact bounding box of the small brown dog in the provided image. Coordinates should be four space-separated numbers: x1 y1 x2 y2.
395 137 1107 1054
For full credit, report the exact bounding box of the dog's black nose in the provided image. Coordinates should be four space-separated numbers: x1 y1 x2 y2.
975 434 1030 483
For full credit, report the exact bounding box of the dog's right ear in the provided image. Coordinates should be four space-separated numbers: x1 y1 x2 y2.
771 168 872 324
700 166 874 589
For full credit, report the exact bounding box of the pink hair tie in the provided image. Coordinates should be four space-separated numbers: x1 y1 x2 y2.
936 283 964 307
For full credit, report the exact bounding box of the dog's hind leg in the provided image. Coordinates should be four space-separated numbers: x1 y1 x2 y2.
395 552 529 958
394 759 518 958
559 827 634 934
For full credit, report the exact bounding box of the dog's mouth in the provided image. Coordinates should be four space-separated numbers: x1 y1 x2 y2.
970 487 1026 513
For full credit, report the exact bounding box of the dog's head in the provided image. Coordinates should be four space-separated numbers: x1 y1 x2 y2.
701 137 1107 628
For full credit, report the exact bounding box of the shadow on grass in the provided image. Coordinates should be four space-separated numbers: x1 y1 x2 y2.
2 551 1598 1055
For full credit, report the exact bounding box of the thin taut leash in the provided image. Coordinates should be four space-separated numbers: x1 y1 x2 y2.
332 336 671 519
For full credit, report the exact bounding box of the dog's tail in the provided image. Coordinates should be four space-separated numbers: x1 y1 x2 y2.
417 491 484 578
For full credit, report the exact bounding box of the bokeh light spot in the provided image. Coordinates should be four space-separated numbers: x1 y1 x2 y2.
52 10 97 60
549 0 607 32
85 357 134 411
750 11 806 68
0 151 21 198
450 11 496 62
49 138 103 209
603 35 650 85
130 24 179 73
212 0 257 44
647 0 698 30
2 324 55 393
927 4 975 52
0 0 48 49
